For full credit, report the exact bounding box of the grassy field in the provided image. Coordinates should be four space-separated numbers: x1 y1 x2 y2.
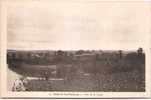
7 49 145 91
25 69 144 92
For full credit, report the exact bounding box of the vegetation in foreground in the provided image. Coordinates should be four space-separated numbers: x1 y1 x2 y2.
7 48 145 91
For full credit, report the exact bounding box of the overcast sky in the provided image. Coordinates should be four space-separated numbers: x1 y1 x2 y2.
7 2 150 50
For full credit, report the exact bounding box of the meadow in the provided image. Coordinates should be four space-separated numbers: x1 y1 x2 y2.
7 48 145 91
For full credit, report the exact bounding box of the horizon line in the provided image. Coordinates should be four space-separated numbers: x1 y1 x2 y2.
7 48 141 51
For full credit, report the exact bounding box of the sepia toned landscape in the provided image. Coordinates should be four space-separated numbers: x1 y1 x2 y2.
5 1 149 94
7 48 145 92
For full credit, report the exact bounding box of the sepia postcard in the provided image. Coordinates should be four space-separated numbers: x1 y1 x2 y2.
0 0 151 98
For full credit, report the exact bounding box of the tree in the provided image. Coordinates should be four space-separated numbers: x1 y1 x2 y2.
27 53 31 59
56 50 64 56
54 50 65 63
118 50 123 59
137 47 143 56
137 47 145 64
76 50 84 55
